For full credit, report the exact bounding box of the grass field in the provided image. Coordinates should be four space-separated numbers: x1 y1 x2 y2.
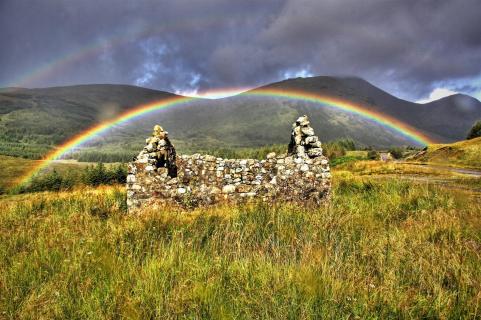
0 155 125 194
1 170 480 319
0 155 98 189
0 155 38 191
1 138 480 319
411 137 481 169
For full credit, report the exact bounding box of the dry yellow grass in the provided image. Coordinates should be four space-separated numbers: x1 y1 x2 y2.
412 137 481 169
334 160 461 176
0 155 39 190
1 174 480 319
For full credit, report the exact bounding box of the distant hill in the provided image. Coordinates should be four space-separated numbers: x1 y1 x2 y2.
252 77 481 142
410 137 481 169
0 77 480 160
0 84 179 158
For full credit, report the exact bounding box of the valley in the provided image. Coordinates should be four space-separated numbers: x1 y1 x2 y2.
1 77 480 161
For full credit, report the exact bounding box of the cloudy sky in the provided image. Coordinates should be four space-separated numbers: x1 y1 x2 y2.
1 0 480 101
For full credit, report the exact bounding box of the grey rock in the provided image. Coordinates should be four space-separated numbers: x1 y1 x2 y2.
222 185 236 194
307 148 323 158
301 126 315 136
266 152 276 159
177 187 187 194
296 115 310 126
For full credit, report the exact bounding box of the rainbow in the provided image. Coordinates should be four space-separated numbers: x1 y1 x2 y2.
7 17 223 88
9 28 148 88
16 88 436 187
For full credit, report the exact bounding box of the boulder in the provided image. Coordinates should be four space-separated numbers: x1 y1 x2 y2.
288 115 325 159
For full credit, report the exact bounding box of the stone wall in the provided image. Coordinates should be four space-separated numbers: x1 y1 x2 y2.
127 116 331 211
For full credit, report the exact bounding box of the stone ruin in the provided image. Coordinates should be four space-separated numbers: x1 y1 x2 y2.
126 115 331 211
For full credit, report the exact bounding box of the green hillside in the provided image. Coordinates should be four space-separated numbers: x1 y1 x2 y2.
1 77 480 161
0 85 179 159
411 137 481 169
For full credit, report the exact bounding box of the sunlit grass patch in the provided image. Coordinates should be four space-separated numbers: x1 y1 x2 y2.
334 160 466 177
414 137 481 169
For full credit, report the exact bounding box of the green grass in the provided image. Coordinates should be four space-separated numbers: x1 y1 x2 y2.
329 152 367 167
1 175 480 319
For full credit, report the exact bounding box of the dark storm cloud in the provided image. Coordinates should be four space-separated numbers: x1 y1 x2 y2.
1 0 480 100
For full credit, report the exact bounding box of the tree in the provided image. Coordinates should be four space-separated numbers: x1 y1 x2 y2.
110 164 127 184
388 147 404 159
83 163 109 186
367 150 378 160
336 138 356 151
82 163 127 186
323 142 346 160
467 120 481 140
27 169 63 192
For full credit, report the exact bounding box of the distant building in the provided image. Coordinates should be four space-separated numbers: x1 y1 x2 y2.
379 152 393 162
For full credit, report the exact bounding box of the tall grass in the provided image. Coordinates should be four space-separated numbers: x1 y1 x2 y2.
0 177 480 319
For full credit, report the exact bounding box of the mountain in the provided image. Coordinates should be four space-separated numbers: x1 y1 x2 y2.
0 84 179 158
0 77 480 160
412 94 481 140
252 77 481 142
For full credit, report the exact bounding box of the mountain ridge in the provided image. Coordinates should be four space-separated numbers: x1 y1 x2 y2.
1 76 480 159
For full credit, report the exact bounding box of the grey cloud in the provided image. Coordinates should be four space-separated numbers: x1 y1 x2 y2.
1 0 480 100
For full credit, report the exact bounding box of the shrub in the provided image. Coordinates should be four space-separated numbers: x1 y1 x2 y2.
82 163 127 186
22 169 76 193
83 163 110 186
388 147 404 159
367 150 378 160
467 120 481 139
110 164 128 184
17 163 128 194
335 138 356 150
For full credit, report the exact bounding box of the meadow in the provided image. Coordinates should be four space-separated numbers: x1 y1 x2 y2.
1 166 480 319
0 155 126 194
412 137 481 170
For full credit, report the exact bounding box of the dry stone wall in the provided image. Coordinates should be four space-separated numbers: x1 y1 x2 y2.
127 116 331 211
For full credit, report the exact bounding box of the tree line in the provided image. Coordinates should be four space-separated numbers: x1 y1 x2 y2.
13 163 127 194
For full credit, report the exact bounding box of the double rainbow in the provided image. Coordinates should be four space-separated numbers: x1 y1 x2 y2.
8 18 223 89
16 88 436 187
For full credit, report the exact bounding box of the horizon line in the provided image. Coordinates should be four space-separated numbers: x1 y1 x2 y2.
2 76 479 103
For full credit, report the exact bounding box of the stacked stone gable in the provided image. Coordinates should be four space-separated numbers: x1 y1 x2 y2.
127 116 331 211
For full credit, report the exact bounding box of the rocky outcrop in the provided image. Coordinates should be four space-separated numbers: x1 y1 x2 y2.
288 115 324 158
127 116 331 211
133 125 177 177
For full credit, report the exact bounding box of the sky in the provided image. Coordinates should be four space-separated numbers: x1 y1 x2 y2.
1 0 480 102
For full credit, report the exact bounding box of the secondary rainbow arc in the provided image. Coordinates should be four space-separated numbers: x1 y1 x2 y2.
16 89 436 187
8 18 225 89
